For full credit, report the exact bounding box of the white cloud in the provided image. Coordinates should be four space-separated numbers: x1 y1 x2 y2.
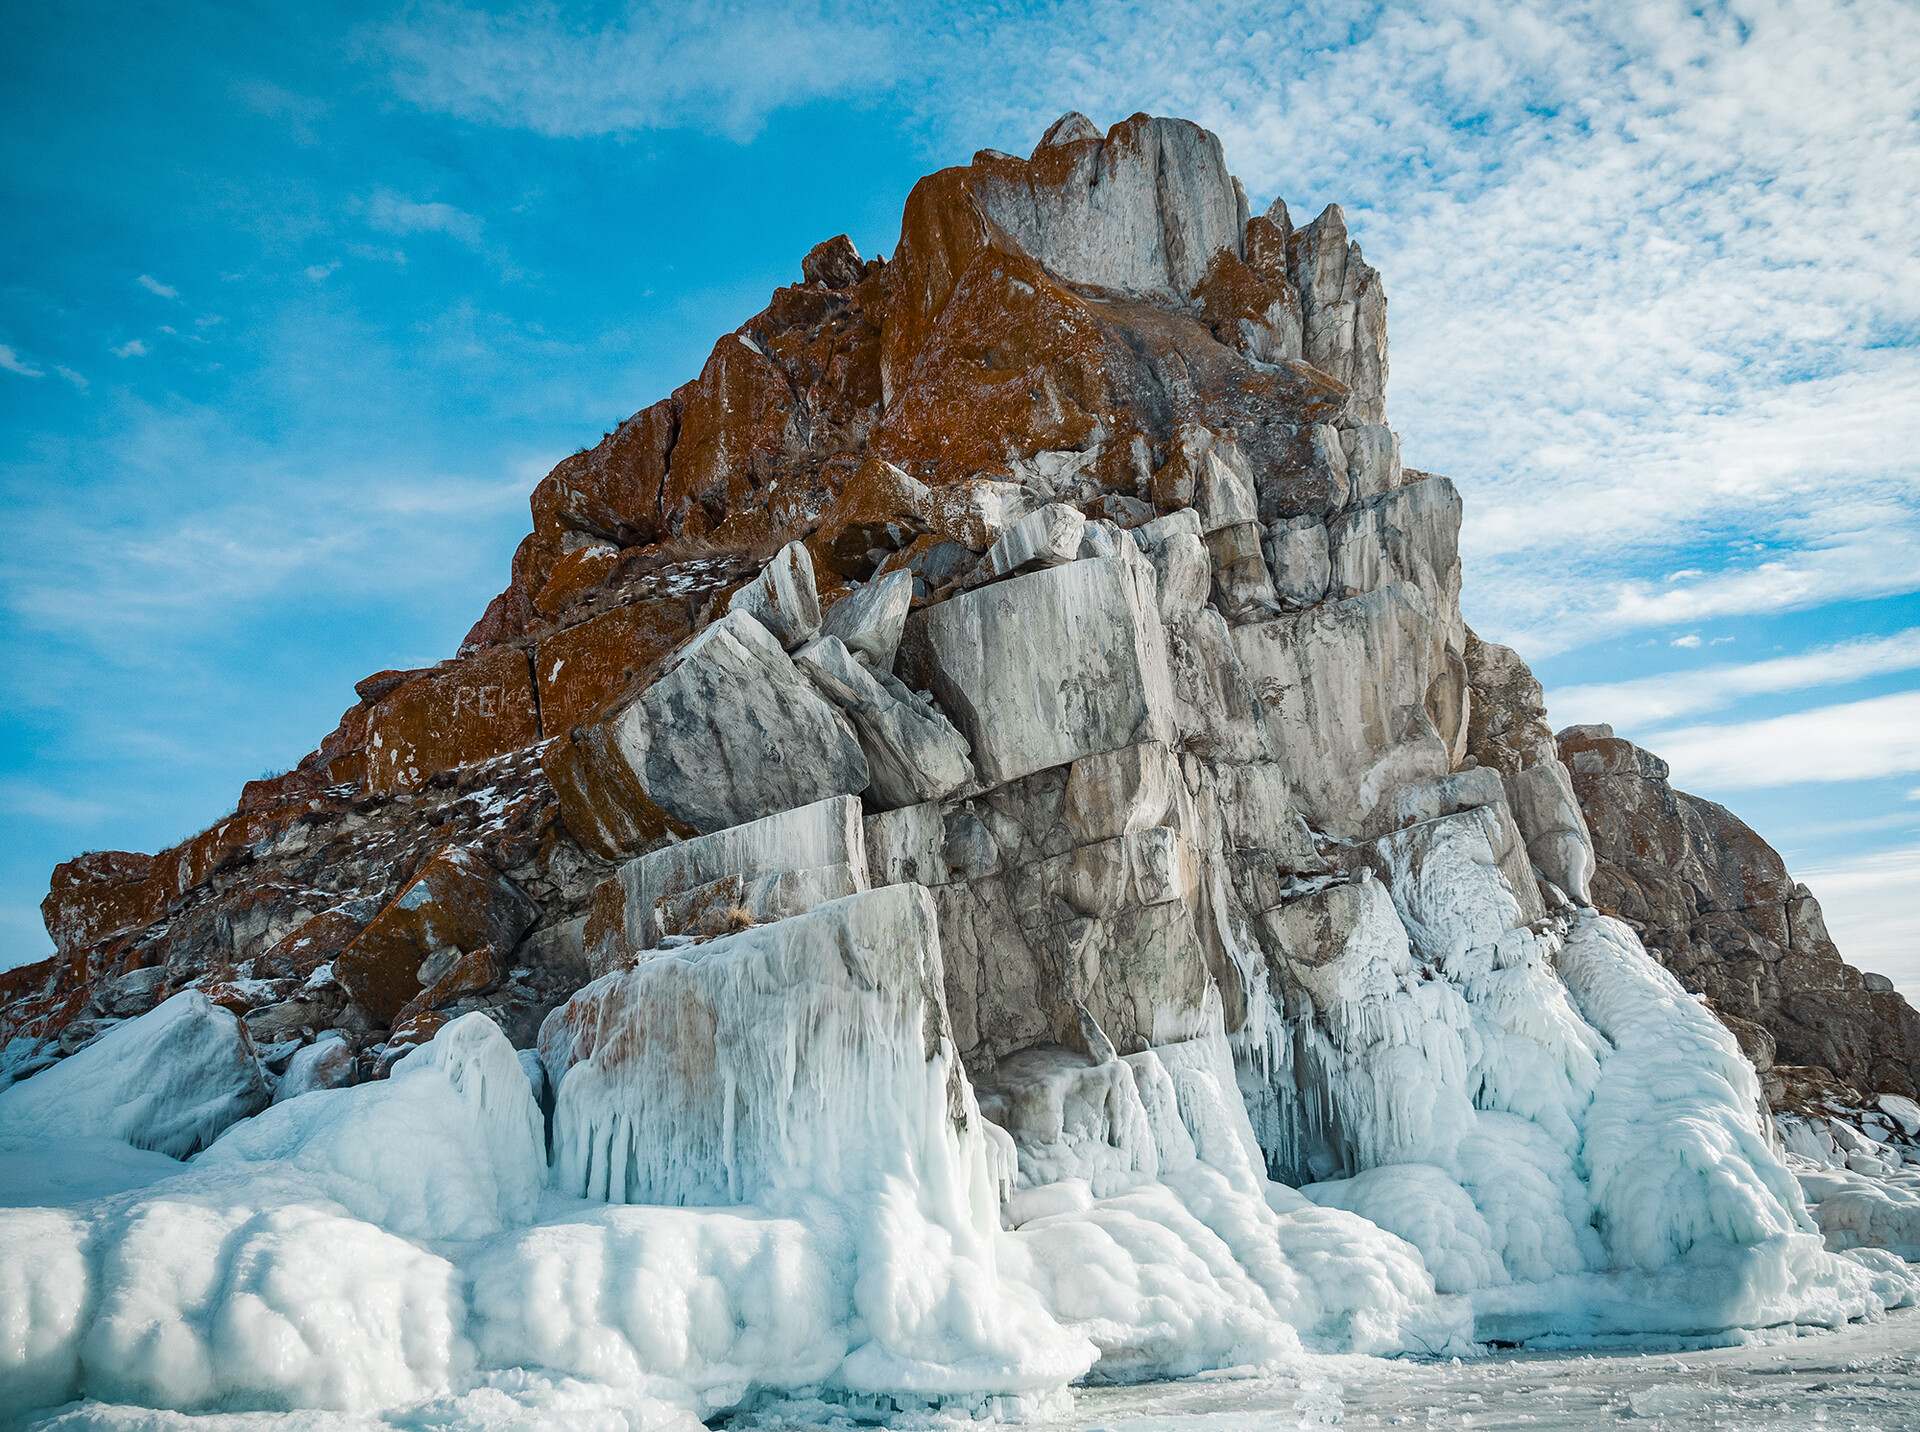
54 366 88 392
1796 843 1920 1008
1644 691 1920 792
0 345 44 377
1548 628 1920 728
111 339 147 358
1671 634 1701 649
381 0 894 141
304 262 338 281
137 274 179 299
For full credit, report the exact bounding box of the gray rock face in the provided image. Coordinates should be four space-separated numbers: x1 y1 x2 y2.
1464 630 1599 909
1344 424 1403 502
1289 204 1389 424
796 635 977 809
1162 607 1276 765
1505 760 1596 906
898 552 1176 788
1205 520 1279 621
1329 477 1464 656
609 610 869 833
973 114 1245 298
1192 446 1260 534
728 541 821 650
1233 583 1449 838
1265 516 1331 607
819 568 913 671
1132 511 1211 619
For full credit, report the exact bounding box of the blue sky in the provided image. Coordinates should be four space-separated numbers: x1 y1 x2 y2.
4 1 1917 1000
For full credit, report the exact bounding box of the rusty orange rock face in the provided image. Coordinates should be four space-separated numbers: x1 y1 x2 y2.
533 543 622 619
534 598 694 735
0 951 92 1051
41 851 161 959
335 846 534 1023
877 248 1112 481
537 398 677 549
365 647 541 796
661 334 798 538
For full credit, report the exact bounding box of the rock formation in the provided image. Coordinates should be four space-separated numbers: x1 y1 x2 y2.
1560 724 1920 1101
3 112 1917 1426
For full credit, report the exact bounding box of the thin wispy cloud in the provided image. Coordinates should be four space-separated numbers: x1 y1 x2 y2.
54 366 88 392
1549 629 1920 728
365 189 484 247
111 339 148 358
0 345 45 378
137 274 179 299
1646 691 1920 791
381 0 894 142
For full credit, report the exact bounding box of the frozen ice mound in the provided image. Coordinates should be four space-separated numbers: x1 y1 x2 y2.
0 1011 541 1420
1466 915 1893 1343
0 990 268 1159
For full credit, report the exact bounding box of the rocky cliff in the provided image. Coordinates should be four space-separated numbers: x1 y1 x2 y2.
4 113 1919 1421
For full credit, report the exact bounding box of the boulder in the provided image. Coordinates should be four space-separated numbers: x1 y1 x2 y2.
365 647 541 796
987 502 1087 577
273 1032 356 1103
728 540 821 649
795 635 977 808
335 846 536 1023
1232 582 1448 837
0 990 269 1158
620 795 869 950
599 609 870 834
818 568 912 670
897 552 1176 787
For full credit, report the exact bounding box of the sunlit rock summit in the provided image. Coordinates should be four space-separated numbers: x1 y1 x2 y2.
4 113 1918 1428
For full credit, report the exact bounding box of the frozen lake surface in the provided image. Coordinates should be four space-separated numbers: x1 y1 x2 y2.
1029 1307 1920 1431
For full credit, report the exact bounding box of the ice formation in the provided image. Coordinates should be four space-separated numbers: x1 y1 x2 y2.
4 111 1918 1431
